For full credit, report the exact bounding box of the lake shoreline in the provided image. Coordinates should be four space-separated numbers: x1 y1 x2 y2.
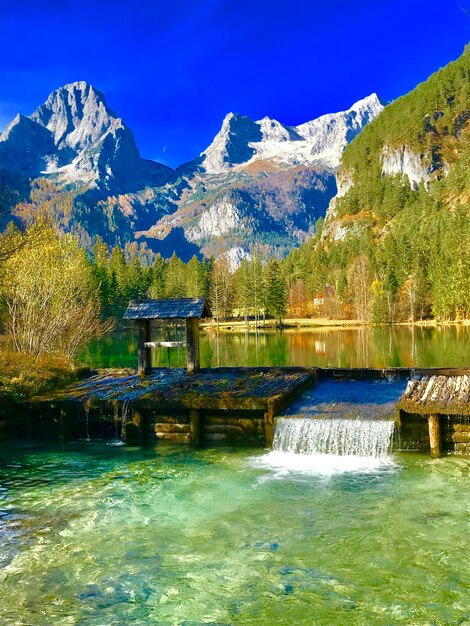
202 318 470 331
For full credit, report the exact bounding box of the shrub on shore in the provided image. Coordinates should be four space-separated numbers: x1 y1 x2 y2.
0 349 79 400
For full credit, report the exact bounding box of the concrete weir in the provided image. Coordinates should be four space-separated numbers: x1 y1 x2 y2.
15 367 470 453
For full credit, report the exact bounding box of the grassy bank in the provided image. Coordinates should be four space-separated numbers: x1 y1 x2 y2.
202 318 369 331
0 350 82 400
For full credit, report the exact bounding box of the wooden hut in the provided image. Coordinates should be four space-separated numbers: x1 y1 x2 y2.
396 371 470 455
123 298 211 375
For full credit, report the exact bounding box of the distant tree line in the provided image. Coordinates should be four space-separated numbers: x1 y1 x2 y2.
89 238 288 326
282 200 470 323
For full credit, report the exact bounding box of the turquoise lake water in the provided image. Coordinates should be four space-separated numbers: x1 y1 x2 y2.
1 442 470 625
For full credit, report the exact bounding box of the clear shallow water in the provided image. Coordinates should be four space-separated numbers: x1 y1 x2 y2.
82 324 470 369
1 442 470 625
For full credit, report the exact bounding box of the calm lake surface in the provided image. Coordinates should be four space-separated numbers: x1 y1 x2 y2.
1 442 470 625
82 324 470 369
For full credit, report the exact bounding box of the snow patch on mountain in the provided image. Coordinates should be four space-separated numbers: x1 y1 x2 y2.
257 116 302 142
200 94 384 174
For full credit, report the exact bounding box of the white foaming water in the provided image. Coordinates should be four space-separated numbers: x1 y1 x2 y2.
274 417 394 457
254 418 396 477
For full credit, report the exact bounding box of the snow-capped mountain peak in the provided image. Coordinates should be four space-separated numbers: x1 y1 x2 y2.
347 92 383 115
200 95 384 173
257 116 302 143
0 83 384 265
201 112 262 173
0 81 172 190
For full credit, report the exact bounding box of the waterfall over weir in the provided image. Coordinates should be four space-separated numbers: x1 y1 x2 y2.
273 418 395 458
254 379 404 476
256 417 397 476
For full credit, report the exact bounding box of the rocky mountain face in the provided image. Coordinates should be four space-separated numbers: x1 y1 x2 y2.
198 94 383 173
139 94 383 260
0 82 171 192
0 82 383 262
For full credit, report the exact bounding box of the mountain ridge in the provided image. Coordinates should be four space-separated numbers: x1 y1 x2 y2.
0 82 383 262
197 93 383 174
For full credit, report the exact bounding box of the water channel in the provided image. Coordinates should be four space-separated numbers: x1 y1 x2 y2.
2 326 469 624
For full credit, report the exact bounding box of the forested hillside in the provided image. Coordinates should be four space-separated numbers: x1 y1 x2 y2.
282 46 470 322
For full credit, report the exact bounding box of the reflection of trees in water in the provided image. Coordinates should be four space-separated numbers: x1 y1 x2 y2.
82 326 470 369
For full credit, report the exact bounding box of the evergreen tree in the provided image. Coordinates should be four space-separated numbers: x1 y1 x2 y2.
265 259 287 325
91 237 112 317
210 257 233 323
108 246 129 315
234 259 252 326
249 253 265 326
186 256 203 297
148 255 167 298
165 253 187 298
200 257 214 298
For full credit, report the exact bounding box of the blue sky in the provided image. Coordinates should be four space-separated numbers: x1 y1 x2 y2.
0 0 469 168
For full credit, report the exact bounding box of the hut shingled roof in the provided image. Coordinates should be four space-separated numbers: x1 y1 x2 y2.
396 372 470 416
123 298 211 320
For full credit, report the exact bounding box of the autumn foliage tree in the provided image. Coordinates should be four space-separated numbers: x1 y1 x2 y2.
1 221 108 359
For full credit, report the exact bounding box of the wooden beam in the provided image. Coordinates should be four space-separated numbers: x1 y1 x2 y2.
428 414 441 457
186 317 200 374
138 319 152 375
144 341 187 348
264 411 275 448
189 409 201 445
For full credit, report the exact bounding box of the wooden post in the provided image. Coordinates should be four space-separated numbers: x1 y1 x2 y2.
189 409 201 445
264 398 276 447
186 317 200 374
428 414 441 457
125 409 144 444
138 319 152 375
264 411 275 448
